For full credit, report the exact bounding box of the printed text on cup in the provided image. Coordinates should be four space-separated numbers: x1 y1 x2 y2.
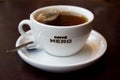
50 36 72 43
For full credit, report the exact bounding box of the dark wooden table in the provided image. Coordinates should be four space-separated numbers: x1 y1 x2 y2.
0 0 120 80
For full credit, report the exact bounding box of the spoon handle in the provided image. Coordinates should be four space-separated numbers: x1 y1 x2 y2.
7 41 33 52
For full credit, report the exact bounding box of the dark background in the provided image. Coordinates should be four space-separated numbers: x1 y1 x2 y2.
0 0 120 80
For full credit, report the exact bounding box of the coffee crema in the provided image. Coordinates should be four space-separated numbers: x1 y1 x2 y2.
36 11 88 26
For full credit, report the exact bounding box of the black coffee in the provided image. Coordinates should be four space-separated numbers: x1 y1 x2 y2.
36 11 88 26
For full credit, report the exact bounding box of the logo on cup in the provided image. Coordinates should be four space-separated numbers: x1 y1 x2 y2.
50 36 72 44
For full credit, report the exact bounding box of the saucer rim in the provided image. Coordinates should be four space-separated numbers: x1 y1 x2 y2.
16 30 107 68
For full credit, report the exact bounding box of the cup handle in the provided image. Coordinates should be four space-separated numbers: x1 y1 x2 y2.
18 19 43 49
18 19 31 39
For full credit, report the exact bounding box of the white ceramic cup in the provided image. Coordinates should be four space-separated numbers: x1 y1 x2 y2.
18 5 94 57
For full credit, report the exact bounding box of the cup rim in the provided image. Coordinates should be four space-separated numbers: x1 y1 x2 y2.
30 5 94 28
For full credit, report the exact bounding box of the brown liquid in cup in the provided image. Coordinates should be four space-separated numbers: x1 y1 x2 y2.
36 11 88 26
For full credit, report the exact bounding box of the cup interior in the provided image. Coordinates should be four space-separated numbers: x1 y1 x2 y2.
30 5 94 27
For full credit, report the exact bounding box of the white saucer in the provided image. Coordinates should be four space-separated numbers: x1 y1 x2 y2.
16 30 107 72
